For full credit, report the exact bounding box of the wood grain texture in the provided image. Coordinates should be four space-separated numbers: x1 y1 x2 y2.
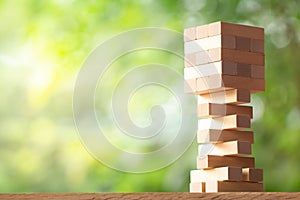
0 193 299 200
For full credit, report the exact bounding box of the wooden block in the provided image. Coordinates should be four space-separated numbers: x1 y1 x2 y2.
184 61 236 80
184 41 202 54
190 182 205 193
221 48 264 66
184 36 219 54
222 75 265 92
195 51 211 66
190 167 242 182
209 21 264 40
205 181 263 192
196 74 223 92
198 141 252 156
198 114 251 130
222 61 237 75
196 24 209 39
251 39 264 53
185 47 265 66
185 53 197 67
198 103 253 118
221 35 236 49
197 155 255 169
184 35 237 55
193 74 265 94
242 168 263 182
184 27 196 42
184 62 221 79
184 79 197 93
197 129 254 144
198 89 250 104
251 65 264 78
236 37 251 51
201 48 264 66
221 22 264 40
236 63 251 77
206 48 221 64
208 21 221 36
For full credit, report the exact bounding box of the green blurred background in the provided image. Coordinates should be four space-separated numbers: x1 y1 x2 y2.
1 0 300 192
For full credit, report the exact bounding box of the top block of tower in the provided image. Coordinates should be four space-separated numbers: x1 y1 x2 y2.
184 21 264 42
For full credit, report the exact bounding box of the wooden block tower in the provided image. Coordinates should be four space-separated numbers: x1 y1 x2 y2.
184 22 264 192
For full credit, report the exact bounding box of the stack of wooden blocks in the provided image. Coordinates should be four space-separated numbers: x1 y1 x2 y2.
184 21 265 192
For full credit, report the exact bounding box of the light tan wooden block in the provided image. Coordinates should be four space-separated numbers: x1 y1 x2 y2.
197 129 254 144
205 48 221 64
197 155 255 169
196 24 209 39
184 79 197 94
198 140 252 156
198 103 253 118
242 168 263 182
184 35 237 54
194 74 265 94
184 27 196 42
184 37 216 54
251 65 264 78
198 89 250 104
208 21 264 40
190 167 242 182
251 39 264 53
184 61 236 80
184 40 206 54
198 114 251 130
208 21 221 37
195 51 210 65
185 53 197 67
190 182 205 192
205 181 263 192
196 74 223 93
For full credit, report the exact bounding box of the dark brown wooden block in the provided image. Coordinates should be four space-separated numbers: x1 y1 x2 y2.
242 168 263 182
197 129 254 144
198 103 253 118
197 155 255 169
205 181 263 192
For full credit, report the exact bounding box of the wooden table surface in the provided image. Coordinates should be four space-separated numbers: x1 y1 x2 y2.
0 192 300 200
